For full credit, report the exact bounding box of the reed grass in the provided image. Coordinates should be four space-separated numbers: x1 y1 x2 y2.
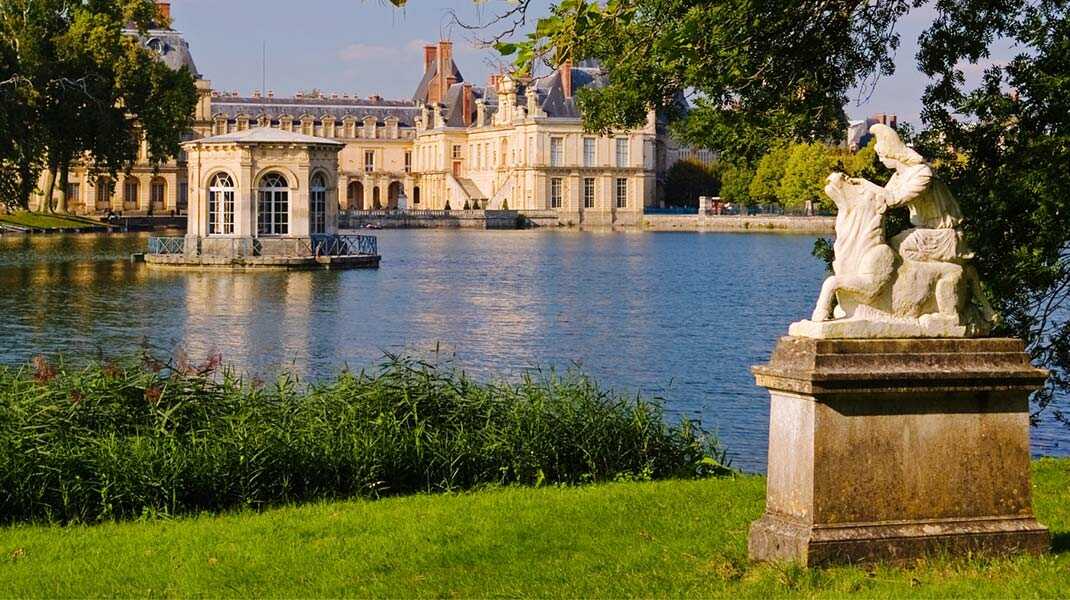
0 353 727 524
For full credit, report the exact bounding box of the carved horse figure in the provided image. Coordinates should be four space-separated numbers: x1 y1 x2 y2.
812 173 967 327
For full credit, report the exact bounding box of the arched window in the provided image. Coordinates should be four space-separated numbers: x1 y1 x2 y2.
123 178 140 210
387 181 402 210
150 177 167 211
347 181 364 210
310 173 327 234
208 173 235 235
95 177 113 211
257 172 289 235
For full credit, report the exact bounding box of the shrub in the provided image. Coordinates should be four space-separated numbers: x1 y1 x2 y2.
0 354 728 524
664 159 720 207
719 163 755 207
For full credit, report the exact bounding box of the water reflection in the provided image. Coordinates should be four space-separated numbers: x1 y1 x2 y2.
0 230 1066 471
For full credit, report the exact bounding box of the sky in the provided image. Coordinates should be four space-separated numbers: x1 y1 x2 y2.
171 0 1008 127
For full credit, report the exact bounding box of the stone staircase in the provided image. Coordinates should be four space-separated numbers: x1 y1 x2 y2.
454 177 487 206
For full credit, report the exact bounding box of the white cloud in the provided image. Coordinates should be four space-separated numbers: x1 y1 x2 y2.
337 43 396 62
338 38 481 63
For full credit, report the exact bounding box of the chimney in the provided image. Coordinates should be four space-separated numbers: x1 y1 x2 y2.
462 84 474 127
437 41 454 103
424 45 438 73
155 2 171 25
475 98 486 127
560 59 573 98
489 73 502 90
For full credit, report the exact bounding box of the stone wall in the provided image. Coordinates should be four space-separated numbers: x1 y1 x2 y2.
642 214 835 234
341 209 521 230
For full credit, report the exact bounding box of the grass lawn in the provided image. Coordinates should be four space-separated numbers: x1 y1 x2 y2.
0 211 100 230
0 459 1067 598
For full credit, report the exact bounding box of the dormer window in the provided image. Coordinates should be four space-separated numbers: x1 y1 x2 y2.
147 38 165 54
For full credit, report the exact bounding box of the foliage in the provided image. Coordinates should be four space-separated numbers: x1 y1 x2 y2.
663 158 719 207
1 460 1069 596
777 142 836 210
717 162 754 207
498 0 1070 422
501 0 909 162
0 353 725 525
748 144 792 205
911 0 1070 422
0 0 197 211
842 138 887 185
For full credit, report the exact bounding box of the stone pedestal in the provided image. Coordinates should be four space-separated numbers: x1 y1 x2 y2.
748 337 1050 566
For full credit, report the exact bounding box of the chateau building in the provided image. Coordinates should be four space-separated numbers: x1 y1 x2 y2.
42 2 679 226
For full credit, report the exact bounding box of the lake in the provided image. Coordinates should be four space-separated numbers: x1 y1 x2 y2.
1 230 1065 472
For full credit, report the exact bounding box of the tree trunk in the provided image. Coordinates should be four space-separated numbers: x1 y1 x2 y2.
42 165 57 213
57 161 70 214
16 160 35 211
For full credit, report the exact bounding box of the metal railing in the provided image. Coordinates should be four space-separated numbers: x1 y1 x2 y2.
346 209 487 218
308 234 378 257
147 236 185 255
147 235 377 258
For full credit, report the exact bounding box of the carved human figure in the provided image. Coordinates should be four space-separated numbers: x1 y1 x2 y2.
799 126 999 338
868 124 997 326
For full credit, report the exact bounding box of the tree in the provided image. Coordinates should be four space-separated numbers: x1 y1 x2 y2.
664 158 719 207
718 163 754 209
748 143 791 206
0 0 197 212
498 0 1069 422
498 0 908 163
912 2 1070 422
777 142 835 213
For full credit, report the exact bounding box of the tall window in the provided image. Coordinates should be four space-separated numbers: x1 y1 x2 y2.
257 172 289 235
178 182 188 210
151 178 166 208
550 137 564 166
364 150 375 173
615 178 628 208
452 144 462 160
310 173 327 234
95 178 113 210
583 137 596 167
583 177 595 208
207 173 235 235
616 138 629 167
123 179 140 209
404 151 412 173
550 178 562 209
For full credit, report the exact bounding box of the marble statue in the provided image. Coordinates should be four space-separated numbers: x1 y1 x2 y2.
790 124 999 339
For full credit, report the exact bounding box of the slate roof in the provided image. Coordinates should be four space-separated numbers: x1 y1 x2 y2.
412 59 465 104
182 127 345 147
211 96 421 126
125 28 200 78
533 63 608 119
435 62 608 127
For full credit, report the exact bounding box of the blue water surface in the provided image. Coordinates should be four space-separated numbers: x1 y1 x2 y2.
1 230 1065 471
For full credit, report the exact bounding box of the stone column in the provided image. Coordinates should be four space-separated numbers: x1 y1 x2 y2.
748 336 1050 566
